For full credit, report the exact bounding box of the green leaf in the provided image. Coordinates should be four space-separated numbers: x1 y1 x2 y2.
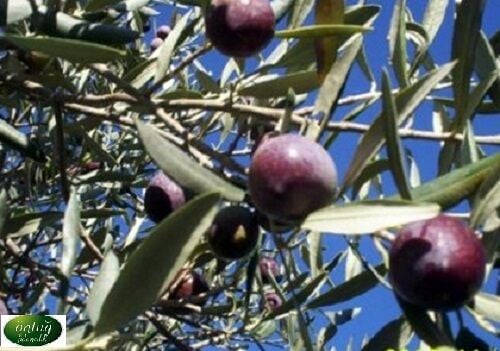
290 0 316 28
87 250 120 326
94 192 221 336
314 35 363 136
0 119 46 162
238 70 319 98
422 0 449 44
475 32 500 107
361 317 412 351
307 264 386 309
471 168 500 230
35 10 139 45
301 201 440 235
136 119 244 202
275 24 370 39
381 69 412 199
388 0 408 87
451 0 486 123
397 297 454 347
396 152 500 209
297 312 315 351
341 62 455 192
154 10 194 83
2 209 124 239
5 35 125 63
314 0 345 82
344 5 381 27
60 192 82 279
472 293 500 323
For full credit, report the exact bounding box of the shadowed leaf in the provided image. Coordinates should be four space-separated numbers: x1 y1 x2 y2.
136 119 244 201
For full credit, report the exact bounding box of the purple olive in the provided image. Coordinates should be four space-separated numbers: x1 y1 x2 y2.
207 206 260 260
264 292 282 311
204 0 275 58
249 134 337 221
389 215 486 310
144 172 186 223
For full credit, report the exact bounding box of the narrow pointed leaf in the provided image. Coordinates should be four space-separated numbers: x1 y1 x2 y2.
314 0 344 82
451 0 486 123
475 32 500 107
302 201 440 235
275 24 370 39
238 70 319 98
87 250 120 326
307 264 386 309
471 170 500 230
381 69 412 199
314 35 363 133
5 35 125 63
394 152 500 209
472 293 500 323
388 0 408 87
136 120 244 201
397 297 454 347
422 0 449 44
154 10 193 82
61 192 82 279
361 317 412 351
342 62 455 192
94 192 221 336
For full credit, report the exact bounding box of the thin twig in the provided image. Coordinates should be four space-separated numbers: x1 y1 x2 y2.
54 101 70 203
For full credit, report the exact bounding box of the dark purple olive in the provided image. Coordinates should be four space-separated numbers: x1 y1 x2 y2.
150 37 164 51
249 134 337 222
207 206 260 260
389 215 486 311
144 172 186 223
156 25 171 39
169 269 209 300
204 0 275 58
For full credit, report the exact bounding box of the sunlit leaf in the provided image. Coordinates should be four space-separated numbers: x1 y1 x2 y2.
94 192 221 336
302 201 440 235
342 62 455 192
87 251 120 326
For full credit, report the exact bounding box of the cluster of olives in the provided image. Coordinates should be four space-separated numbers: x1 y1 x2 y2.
149 25 171 51
143 133 337 309
143 128 487 313
146 0 488 310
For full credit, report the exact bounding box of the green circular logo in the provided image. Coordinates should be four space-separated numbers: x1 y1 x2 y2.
4 315 62 346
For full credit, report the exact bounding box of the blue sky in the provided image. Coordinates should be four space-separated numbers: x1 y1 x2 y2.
145 0 500 349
